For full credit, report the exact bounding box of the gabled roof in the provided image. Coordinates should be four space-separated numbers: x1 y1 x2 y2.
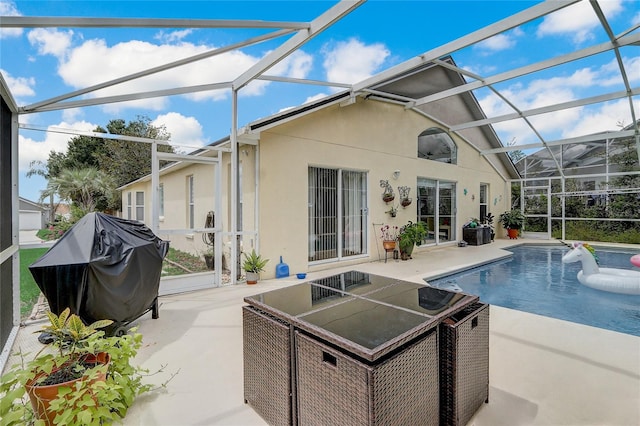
19 197 48 211
243 57 519 179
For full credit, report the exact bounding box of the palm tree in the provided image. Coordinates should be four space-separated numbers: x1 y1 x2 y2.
41 167 115 214
27 160 56 223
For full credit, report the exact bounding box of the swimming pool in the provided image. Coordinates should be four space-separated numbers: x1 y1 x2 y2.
428 245 640 337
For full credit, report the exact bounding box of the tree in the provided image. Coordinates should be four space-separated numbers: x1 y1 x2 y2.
41 116 173 212
96 117 173 193
41 167 115 215
26 160 56 223
606 132 640 221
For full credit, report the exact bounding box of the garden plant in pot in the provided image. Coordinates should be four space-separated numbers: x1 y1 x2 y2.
0 308 170 425
398 221 428 260
499 209 525 239
242 249 269 284
483 213 496 241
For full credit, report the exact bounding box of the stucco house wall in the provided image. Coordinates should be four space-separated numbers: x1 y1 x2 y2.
120 96 511 280
121 149 258 264
257 98 509 277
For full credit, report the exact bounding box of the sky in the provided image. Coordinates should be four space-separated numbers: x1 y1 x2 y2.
1 0 639 202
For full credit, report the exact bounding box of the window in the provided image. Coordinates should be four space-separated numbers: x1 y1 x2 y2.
126 192 132 220
135 191 144 221
187 175 194 229
417 178 456 244
480 183 488 221
418 127 457 164
308 167 367 262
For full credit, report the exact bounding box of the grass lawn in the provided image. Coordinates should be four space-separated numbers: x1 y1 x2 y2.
19 247 48 318
18 247 207 319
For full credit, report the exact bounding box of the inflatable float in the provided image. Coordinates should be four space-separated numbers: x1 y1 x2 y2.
562 242 640 295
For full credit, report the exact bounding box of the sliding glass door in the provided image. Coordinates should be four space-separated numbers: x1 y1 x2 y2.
308 167 368 262
417 177 456 244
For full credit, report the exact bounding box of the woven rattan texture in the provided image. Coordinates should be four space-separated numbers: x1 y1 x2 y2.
439 303 489 426
295 330 439 426
243 306 292 426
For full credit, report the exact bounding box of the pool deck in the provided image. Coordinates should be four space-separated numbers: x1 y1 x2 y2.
6 239 640 425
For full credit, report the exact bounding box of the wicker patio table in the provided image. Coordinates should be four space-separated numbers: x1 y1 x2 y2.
243 271 488 426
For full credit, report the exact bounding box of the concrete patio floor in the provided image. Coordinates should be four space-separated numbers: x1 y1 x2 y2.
7 239 640 425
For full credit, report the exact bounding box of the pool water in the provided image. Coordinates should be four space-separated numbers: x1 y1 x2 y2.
428 245 640 337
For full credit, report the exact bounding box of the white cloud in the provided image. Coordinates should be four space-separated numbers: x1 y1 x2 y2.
154 29 194 43
27 28 74 58
152 112 205 149
478 54 639 146
322 38 389 85
561 98 639 138
61 108 84 123
476 33 516 52
537 0 624 44
270 50 313 79
0 1 23 39
55 38 271 110
18 120 97 171
0 68 35 97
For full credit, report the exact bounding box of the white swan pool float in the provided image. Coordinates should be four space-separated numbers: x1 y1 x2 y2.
562 242 640 295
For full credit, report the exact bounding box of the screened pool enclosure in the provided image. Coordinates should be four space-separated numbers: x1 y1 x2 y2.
513 122 639 242
1 0 639 366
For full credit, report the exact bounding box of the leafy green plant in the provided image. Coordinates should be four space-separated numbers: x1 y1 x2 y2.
242 250 269 273
499 209 525 230
398 221 428 252
0 308 172 425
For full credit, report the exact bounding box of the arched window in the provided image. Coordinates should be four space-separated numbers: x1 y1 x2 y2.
418 128 457 164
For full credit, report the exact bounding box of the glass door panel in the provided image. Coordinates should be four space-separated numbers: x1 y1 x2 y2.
438 181 456 242
417 180 436 244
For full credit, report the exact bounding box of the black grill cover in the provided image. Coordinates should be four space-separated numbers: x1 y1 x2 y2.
29 212 169 324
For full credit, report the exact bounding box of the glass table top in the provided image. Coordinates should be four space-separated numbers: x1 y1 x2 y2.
298 298 429 350
244 271 478 358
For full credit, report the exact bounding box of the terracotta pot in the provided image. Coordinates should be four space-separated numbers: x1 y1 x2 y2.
382 240 396 251
26 352 110 426
382 194 395 203
507 228 519 239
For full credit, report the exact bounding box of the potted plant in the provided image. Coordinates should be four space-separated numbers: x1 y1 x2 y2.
483 213 495 241
379 180 395 203
203 247 214 270
0 308 168 425
499 209 525 239
380 224 399 251
398 221 428 260
398 186 412 207
242 249 269 284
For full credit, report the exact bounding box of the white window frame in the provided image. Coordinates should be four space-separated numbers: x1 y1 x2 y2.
126 191 132 220
135 191 144 221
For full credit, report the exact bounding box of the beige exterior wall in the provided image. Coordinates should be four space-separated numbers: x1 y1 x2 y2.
119 97 511 280
258 98 510 278
121 149 258 268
